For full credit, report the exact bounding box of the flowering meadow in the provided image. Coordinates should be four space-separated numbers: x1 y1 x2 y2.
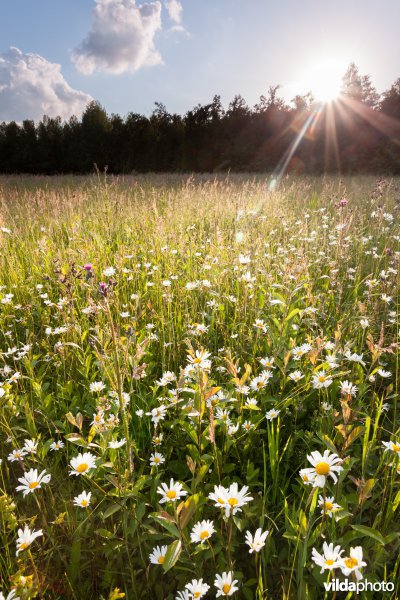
0 174 399 599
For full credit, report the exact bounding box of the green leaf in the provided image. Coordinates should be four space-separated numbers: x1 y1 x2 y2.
150 513 180 538
103 504 122 520
178 494 199 529
162 540 182 573
351 524 385 545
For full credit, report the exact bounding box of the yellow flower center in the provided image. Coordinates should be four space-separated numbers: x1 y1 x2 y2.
154 457 160 463
29 481 39 489
222 584 231 594
193 358 202 364
158 556 165 564
166 490 177 499
302 474 309 482
77 463 88 473
257 381 264 388
325 559 335 566
228 497 238 507
194 593 201 598
19 542 30 550
200 530 209 540
325 501 334 510
217 497 225 504
315 462 330 475
318 375 326 382
393 444 400 452
345 557 358 569
81 500 88 507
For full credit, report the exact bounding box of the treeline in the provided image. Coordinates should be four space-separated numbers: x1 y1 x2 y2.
1 63 400 174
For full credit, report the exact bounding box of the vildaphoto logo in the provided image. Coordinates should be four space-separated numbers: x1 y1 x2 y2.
324 579 394 593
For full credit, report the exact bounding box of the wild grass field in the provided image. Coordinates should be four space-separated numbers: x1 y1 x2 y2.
0 174 399 600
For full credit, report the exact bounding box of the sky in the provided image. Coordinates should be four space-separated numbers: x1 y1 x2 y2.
0 0 399 122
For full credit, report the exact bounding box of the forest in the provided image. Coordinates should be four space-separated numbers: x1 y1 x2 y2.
1 63 400 174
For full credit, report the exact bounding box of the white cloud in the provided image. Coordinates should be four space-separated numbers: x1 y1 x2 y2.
71 0 163 75
0 47 92 122
165 0 183 25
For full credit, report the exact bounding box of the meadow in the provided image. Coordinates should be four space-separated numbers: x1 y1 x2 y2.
0 173 399 599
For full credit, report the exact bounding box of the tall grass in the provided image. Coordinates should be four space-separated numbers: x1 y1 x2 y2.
0 173 399 599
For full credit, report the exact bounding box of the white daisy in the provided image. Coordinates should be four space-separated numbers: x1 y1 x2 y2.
157 478 187 503
190 519 216 543
245 528 269 553
312 542 344 572
301 450 343 487
16 526 43 555
16 469 51 496
214 571 239 597
149 545 168 565
340 546 367 580
69 452 97 476
73 491 92 508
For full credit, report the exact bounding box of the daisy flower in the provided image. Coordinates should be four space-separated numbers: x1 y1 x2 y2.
176 591 191 600
187 350 212 370
16 526 43 555
150 452 165 467
311 371 333 389
89 381 106 393
50 440 64 451
318 495 342 517
340 546 367 580
7 449 27 462
340 381 358 397
157 478 187 503
190 519 216 543
302 450 343 487
16 469 51 495
0 590 20 600
108 438 126 449
214 572 239 597
260 356 275 369
22 439 38 454
149 545 168 565
185 579 210 598
299 468 316 486
266 408 280 421
289 370 303 382
245 528 269 553
69 452 97 476
146 406 167 425
382 440 400 455
250 370 273 391
209 482 253 517
311 542 344 572
73 491 92 508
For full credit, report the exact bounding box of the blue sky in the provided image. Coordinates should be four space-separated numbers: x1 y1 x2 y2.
0 0 399 121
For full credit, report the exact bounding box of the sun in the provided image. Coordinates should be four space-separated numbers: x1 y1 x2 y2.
299 58 347 103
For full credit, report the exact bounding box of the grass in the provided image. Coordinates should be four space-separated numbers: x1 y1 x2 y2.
0 173 399 599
